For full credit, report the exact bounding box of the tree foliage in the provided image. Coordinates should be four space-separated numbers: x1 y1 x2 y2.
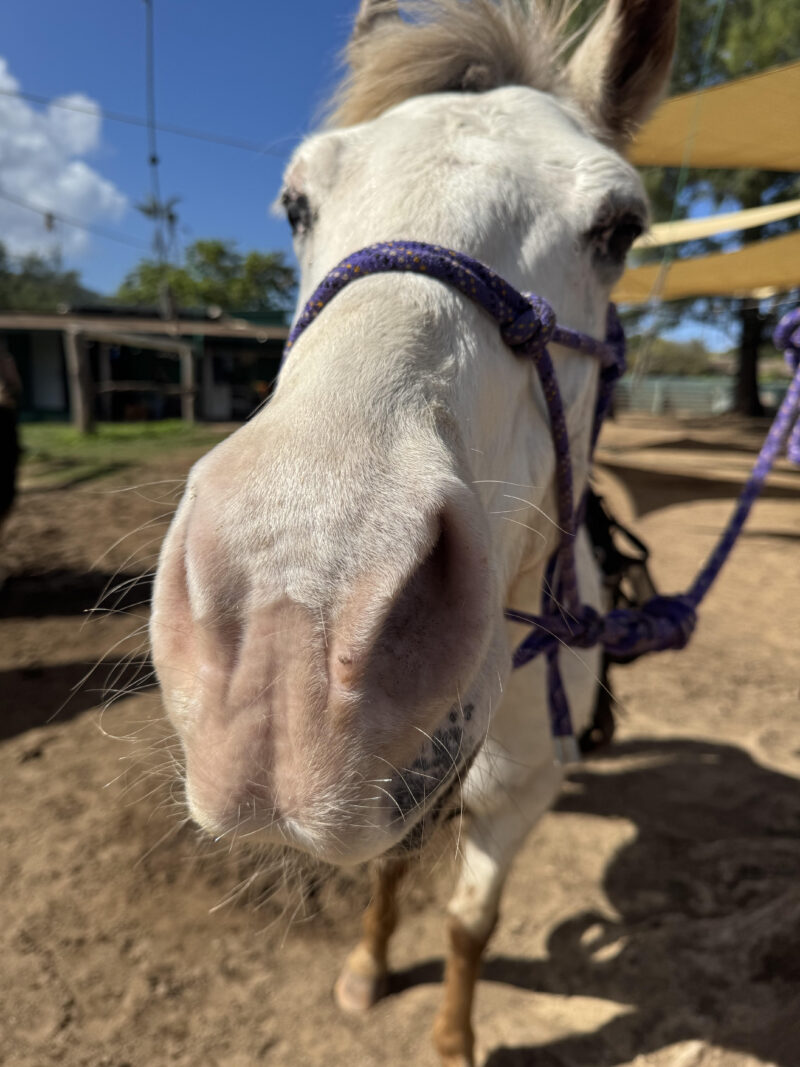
117 239 297 314
0 242 98 311
626 0 800 413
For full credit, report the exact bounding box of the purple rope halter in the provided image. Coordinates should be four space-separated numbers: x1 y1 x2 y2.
285 242 800 761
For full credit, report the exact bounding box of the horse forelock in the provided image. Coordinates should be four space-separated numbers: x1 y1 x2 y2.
328 0 576 129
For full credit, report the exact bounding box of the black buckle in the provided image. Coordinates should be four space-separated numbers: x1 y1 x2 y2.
585 488 658 610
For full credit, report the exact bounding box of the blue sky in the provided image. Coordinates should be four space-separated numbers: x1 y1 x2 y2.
2 0 356 292
1 0 738 350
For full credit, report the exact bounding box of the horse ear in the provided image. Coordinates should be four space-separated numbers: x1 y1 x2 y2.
352 0 399 43
566 0 680 145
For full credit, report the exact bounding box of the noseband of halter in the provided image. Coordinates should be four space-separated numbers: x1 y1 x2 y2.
284 241 800 762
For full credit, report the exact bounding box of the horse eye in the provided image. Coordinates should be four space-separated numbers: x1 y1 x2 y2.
607 215 644 260
282 192 312 236
589 212 644 264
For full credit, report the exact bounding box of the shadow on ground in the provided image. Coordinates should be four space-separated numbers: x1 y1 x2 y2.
739 528 800 542
20 459 132 492
597 458 800 516
388 739 800 1067
1 656 156 741
625 435 764 457
0 568 153 618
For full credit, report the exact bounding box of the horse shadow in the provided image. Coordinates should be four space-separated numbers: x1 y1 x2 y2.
596 457 799 516
391 738 800 1066
0 567 156 740
0 656 156 742
627 435 764 458
0 568 153 618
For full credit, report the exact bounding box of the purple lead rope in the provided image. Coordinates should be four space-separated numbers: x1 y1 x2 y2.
285 243 800 761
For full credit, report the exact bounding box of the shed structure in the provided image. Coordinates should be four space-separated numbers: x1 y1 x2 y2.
0 307 289 431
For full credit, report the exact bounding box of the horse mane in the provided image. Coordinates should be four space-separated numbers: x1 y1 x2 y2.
328 0 577 129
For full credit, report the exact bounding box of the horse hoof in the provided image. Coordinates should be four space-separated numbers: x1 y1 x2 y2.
334 966 387 1014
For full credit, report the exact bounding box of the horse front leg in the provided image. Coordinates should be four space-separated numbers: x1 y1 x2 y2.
433 761 562 1067
334 856 408 1013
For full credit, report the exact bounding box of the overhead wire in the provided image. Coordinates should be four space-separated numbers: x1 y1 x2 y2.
0 87 296 255
0 185 150 250
0 86 295 158
0 3 305 267
0 76 297 255
142 0 169 262
0 5 298 259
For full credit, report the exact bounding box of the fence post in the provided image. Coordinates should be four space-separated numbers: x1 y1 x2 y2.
97 343 113 421
63 329 94 434
179 344 195 423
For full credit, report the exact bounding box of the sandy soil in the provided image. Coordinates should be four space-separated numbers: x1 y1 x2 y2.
2 415 799 1067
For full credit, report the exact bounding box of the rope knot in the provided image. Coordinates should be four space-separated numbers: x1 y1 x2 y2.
569 604 604 649
602 594 698 662
774 307 800 372
502 294 556 355
642 595 698 649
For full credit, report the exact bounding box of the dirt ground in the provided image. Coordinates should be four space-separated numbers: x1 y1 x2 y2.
2 415 799 1067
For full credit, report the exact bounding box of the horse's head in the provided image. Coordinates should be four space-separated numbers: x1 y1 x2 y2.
151 0 678 864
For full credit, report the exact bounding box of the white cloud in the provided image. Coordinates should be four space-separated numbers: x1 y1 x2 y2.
0 58 127 258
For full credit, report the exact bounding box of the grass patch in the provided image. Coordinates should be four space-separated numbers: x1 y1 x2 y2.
20 420 230 490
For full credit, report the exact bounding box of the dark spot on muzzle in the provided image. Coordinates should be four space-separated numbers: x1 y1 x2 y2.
386 703 477 856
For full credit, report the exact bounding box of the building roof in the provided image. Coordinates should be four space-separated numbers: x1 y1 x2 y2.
0 310 289 342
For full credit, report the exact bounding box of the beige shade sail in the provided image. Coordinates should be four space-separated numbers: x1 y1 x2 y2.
630 62 800 171
635 199 800 248
613 230 800 305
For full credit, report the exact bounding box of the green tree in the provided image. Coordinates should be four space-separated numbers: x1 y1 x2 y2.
0 242 97 311
631 0 800 414
117 239 296 314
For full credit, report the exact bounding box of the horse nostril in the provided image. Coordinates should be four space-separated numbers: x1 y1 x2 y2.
339 492 493 716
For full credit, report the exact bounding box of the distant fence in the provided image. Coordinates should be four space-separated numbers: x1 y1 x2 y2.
618 373 793 413
616 375 734 416
616 375 790 416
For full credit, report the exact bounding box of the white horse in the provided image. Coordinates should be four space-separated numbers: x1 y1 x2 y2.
151 2 678 1063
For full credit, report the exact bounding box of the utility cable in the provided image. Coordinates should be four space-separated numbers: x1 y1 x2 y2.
142 0 166 261
0 85 294 158
0 185 150 250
